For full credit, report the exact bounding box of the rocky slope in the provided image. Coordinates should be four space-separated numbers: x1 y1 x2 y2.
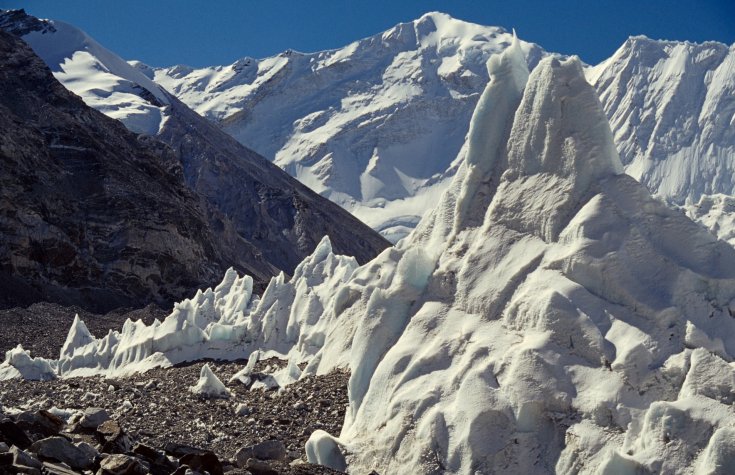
0 29 226 312
0 10 389 307
0 360 347 474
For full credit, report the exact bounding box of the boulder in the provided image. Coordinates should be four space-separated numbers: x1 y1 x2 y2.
40 462 79 475
80 408 111 429
0 419 31 449
97 454 148 475
15 410 65 437
243 458 278 475
132 443 178 475
30 436 94 470
235 440 287 466
10 446 42 469
179 451 223 475
96 420 132 454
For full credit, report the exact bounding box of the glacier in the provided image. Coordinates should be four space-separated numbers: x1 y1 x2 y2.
3 37 735 474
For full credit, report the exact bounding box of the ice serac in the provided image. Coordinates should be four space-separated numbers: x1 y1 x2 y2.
60 315 94 359
190 364 230 399
0 236 358 380
304 53 735 473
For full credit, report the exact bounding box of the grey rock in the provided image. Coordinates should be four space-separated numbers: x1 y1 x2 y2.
243 458 278 475
235 440 287 466
0 418 31 449
96 420 133 454
79 408 110 429
41 461 79 475
10 446 42 469
0 442 8 452
29 436 94 470
11 465 43 475
97 453 148 475
132 443 178 475
0 29 225 312
178 451 223 475
15 410 65 437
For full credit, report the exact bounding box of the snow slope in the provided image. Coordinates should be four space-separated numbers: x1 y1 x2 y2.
5 39 735 474
151 12 545 241
0 15 171 135
589 37 735 245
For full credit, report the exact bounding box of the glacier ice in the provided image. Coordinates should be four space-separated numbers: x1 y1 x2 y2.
3 39 735 474
190 364 230 399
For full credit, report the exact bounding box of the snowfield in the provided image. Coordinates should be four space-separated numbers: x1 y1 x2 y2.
20 19 171 135
4 38 735 474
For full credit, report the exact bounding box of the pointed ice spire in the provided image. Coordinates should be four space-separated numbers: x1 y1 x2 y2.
60 315 94 359
190 363 230 399
490 54 624 241
452 30 530 233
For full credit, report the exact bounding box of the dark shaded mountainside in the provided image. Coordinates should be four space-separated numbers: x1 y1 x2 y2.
0 24 388 312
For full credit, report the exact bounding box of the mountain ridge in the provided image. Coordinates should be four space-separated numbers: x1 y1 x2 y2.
149 13 735 245
0 9 390 296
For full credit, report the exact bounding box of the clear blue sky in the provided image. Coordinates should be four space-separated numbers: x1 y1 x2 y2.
2 0 733 67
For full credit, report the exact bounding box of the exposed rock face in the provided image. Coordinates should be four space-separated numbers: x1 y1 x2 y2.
157 96 391 279
0 29 225 312
0 11 389 310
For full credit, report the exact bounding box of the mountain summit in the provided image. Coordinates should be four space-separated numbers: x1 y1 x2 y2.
151 12 546 241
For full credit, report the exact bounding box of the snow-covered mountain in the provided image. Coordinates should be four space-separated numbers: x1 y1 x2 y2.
151 12 546 241
589 36 735 243
0 11 171 136
153 14 735 245
6 38 735 474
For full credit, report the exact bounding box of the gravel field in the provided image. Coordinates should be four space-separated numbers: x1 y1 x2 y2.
0 303 352 474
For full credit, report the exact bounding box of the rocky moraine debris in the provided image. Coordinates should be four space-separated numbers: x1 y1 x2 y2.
0 360 349 474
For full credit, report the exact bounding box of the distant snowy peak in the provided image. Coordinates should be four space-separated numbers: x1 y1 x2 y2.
0 9 170 135
589 35 735 204
152 12 547 242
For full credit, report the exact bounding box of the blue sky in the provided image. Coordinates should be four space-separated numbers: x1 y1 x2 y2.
2 0 733 67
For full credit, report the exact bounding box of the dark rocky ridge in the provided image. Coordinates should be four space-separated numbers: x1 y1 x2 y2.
158 96 390 282
0 13 390 311
0 29 226 312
